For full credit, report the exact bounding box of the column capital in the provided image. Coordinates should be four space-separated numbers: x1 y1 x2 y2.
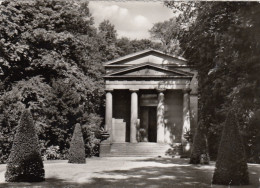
129 89 139 93
105 89 113 93
182 88 192 94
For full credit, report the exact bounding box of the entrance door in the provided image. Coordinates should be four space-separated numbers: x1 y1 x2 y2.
140 107 157 142
148 107 157 142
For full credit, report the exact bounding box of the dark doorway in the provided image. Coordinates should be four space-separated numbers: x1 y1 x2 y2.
140 107 157 142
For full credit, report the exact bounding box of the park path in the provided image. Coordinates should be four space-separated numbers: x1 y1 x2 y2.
0 157 259 188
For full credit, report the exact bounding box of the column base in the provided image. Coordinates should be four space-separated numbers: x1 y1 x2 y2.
156 140 165 144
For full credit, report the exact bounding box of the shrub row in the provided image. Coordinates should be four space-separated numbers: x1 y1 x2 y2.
5 109 85 182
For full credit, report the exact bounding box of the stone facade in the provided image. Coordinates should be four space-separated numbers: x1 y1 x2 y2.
100 49 198 157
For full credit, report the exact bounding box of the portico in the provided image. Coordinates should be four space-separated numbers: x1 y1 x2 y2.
100 49 198 157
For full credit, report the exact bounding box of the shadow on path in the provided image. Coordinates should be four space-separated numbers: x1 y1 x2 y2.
0 158 259 188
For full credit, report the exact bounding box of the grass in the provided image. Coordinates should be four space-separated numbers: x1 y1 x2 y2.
0 157 259 188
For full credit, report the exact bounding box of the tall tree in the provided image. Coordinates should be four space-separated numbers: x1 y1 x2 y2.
97 20 119 61
149 18 182 55
165 2 260 160
0 0 165 163
0 0 104 162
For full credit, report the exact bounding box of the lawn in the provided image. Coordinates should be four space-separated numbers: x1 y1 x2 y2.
0 157 259 188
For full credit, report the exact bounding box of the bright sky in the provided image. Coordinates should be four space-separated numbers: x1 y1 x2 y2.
88 1 175 40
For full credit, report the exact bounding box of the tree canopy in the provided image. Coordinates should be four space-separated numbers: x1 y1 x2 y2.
162 2 260 160
0 0 163 163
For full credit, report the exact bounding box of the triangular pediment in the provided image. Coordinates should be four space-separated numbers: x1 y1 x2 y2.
104 49 187 66
104 63 193 78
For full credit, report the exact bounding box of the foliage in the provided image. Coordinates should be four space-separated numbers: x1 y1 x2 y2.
116 38 163 57
0 0 104 162
0 0 163 163
212 110 249 185
149 18 182 55
164 2 260 160
97 20 163 62
0 76 54 163
68 123 85 164
43 145 61 160
5 109 45 182
165 143 182 157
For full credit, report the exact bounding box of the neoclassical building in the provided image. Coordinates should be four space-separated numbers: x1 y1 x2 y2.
100 49 198 157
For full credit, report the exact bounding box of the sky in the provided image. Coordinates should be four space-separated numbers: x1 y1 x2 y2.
88 1 175 40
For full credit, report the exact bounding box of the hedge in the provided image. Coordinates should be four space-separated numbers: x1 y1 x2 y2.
5 109 45 182
68 123 86 164
212 110 249 185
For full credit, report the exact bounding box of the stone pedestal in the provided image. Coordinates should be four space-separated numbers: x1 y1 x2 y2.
99 143 111 157
130 89 138 143
157 89 165 143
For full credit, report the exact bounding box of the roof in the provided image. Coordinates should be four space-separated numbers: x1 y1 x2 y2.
104 63 193 79
103 49 187 66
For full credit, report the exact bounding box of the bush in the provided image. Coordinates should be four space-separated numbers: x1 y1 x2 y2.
68 123 85 164
82 114 102 157
5 109 45 182
212 110 249 185
165 143 182 157
190 122 209 164
43 145 61 160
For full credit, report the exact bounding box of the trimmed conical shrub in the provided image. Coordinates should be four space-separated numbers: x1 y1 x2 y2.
68 123 85 164
190 122 209 164
212 110 249 185
5 109 45 182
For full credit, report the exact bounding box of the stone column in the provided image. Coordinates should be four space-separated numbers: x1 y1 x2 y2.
157 89 165 143
130 89 138 143
105 89 113 142
182 88 192 156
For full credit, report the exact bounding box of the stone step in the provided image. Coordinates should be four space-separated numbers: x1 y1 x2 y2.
103 142 174 157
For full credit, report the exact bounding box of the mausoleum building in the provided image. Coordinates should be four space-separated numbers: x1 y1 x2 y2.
100 49 198 157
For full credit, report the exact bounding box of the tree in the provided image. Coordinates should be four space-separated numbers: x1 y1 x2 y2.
98 20 117 43
190 122 209 164
0 0 104 162
97 20 119 61
68 123 85 164
0 0 164 162
5 109 44 182
115 37 163 57
149 18 182 55
164 2 260 160
212 110 249 185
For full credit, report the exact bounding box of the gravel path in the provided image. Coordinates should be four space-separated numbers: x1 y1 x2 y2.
0 157 259 188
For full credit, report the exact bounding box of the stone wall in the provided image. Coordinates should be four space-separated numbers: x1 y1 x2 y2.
164 90 183 143
112 90 131 142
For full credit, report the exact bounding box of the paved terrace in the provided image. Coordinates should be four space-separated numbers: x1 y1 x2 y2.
0 157 259 188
